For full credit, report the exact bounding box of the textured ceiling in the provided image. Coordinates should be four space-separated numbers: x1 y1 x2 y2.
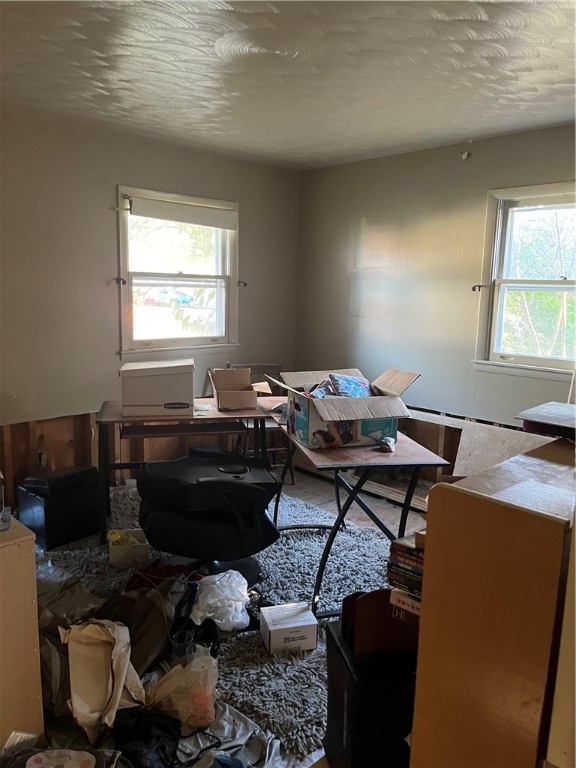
1 0 574 168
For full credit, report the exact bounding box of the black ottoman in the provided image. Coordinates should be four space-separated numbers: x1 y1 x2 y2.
18 465 99 549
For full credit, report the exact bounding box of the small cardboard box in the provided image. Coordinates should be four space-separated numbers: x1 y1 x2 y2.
273 368 420 450
260 602 318 654
119 359 195 417
108 528 150 566
209 368 270 410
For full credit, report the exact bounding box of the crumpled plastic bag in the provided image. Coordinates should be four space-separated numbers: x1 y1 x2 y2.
190 570 250 632
145 647 218 734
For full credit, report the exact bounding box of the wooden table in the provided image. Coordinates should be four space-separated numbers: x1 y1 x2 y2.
274 429 448 616
517 401 576 439
96 397 285 543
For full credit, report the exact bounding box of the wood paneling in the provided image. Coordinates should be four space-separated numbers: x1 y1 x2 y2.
0 412 230 506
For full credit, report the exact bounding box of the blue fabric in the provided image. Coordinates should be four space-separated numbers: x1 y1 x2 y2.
329 372 371 397
309 378 336 398
212 757 244 768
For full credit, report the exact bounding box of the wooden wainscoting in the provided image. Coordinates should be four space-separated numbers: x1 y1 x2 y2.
1 413 98 507
1 405 552 510
0 412 235 508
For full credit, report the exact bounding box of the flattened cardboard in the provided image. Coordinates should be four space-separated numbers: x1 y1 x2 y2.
280 369 364 391
270 367 419 449
371 368 421 397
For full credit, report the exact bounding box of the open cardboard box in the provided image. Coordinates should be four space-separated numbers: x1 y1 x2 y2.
108 528 150 566
209 367 271 410
270 368 420 450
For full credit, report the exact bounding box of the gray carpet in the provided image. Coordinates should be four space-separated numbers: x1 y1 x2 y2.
39 487 391 759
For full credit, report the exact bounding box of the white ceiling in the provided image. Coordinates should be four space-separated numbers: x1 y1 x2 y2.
1 0 574 169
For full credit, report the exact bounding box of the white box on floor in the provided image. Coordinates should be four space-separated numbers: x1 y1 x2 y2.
260 602 318 653
119 359 195 416
108 528 150 566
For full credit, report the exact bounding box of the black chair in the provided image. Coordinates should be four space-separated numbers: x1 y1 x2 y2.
137 452 281 585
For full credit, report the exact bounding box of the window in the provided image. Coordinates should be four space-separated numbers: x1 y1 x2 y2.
478 182 575 375
118 185 239 356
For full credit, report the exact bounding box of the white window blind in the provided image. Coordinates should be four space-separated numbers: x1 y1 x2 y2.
130 195 238 231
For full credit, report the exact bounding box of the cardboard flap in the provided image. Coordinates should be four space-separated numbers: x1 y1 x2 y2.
371 368 420 396
211 368 251 391
281 369 363 391
313 395 410 421
211 368 270 395
266 375 301 397
252 380 272 394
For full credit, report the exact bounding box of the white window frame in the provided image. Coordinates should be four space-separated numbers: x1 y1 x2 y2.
117 185 239 360
474 181 576 381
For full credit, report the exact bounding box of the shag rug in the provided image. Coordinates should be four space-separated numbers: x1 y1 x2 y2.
40 487 391 759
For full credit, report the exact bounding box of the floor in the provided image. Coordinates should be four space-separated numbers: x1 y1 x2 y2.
38 465 425 768
278 464 429 538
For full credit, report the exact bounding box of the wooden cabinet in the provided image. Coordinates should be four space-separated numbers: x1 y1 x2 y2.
411 439 574 768
0 519 44 746
546 521 575 768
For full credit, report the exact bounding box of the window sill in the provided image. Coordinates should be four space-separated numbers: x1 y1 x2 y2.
472 360 573 383
121 343 240 362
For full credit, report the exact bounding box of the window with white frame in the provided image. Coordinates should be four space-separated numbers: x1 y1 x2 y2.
118 185 239 356
478 182 575 374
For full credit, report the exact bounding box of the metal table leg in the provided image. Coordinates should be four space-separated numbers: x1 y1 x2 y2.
97 421 111 544
312 468 372 617
272 440 297 525
312 464 422 617
398 466 421 539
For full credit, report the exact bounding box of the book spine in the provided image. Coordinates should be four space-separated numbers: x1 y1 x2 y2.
389 588 421 616
389 555 424 574
387 566 423 596
388 561 424 578
390 539 417 554
390 542 424 559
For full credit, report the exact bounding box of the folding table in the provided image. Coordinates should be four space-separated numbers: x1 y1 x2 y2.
95 397 285 543
274 429 448 616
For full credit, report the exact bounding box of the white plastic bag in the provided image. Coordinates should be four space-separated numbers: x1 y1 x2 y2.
190 570 250 631
145 647 218 733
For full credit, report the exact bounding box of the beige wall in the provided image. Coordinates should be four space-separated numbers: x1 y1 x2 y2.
296 125 575 425
1 111 573 427
0 108 298 424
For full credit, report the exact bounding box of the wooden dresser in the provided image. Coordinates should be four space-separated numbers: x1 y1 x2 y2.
411 438 574 768
0 519 44 746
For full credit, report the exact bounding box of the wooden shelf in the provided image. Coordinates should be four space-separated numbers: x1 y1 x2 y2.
411 439 574 768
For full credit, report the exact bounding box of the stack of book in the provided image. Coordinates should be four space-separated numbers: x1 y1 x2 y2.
387 531 425 607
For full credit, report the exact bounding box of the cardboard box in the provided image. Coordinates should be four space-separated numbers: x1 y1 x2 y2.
260 602 318 654
108 528 150 566
119 359 195 417
209 368 270 410
272 368 420 450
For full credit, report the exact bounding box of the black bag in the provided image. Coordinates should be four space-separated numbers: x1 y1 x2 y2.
112 708 181 768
